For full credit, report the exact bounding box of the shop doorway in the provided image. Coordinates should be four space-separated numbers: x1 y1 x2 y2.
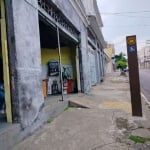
0 0 12 123
39 17 79 99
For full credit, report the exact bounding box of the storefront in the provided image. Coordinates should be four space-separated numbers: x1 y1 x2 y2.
38 1 80 98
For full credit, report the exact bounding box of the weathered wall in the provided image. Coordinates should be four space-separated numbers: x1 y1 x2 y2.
12 0 45 132
96 51 101 83
98 50 104 81
80 25 89 92
51 0 82 30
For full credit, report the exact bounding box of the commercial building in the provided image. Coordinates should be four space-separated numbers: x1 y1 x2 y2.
104 44 115 73
138 46 150 69
0 0 106 148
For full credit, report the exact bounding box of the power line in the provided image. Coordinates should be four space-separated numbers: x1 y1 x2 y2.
101 10 150 15
102 14 150 19
103 25 150 28
100 11 150 19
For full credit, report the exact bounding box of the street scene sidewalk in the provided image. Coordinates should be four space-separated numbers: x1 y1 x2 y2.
12 72 150 150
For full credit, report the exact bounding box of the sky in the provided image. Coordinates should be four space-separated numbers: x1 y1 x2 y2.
97 0 150 55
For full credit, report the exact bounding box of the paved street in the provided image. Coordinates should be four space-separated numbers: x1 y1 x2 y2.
12 72 150 150
139 69 150 101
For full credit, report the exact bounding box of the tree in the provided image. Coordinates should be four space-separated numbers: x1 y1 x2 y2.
115 52 127 71
116 60 127 71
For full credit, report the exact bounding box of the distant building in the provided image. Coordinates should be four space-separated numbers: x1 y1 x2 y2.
104 44 115 73
138 46 150 69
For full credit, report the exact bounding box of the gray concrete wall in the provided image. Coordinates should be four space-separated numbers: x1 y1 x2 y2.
99 50 103 80
96 51 101 83
80 24 89 92
12 0 45 132
51 0 82 30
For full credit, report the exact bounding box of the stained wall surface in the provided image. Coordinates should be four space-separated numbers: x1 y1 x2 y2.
12 0 45 131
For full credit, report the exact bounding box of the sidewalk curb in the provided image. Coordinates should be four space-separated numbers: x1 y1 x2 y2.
141 92 150 106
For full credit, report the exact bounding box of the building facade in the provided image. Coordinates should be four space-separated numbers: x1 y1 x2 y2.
82 0 107 84
104 44 115 73
138 46 150 69
1 0 106 148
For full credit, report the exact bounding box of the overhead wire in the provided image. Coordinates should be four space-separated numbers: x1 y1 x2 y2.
103 25 150 28
101 10 150 14
100 11 150 28
100 10 150 20
102 14 150 19
101 11 150 28
100 11 150 45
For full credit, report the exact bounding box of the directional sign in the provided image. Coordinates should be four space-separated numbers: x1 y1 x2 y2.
126 35 142 117
129 45 136 52
127 36 136 45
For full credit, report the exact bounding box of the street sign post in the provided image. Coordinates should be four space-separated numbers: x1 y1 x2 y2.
126 35 142 116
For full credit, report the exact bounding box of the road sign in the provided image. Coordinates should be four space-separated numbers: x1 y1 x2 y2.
126 35 142 117
127 36 136 45
129 45 136 52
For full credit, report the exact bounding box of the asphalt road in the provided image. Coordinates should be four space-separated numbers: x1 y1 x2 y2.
139 69 150 101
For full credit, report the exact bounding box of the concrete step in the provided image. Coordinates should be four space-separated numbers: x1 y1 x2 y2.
44 98 68 119
0 97 70 150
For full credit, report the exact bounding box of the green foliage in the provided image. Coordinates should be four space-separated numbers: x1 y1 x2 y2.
115 52 127 71
129 135 150 143
116 60 127 70
115 52 126 61
64 106 70 111
47 118 53 123
64 105 75 111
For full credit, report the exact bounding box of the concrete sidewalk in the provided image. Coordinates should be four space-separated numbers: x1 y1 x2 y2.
12 72 150 150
